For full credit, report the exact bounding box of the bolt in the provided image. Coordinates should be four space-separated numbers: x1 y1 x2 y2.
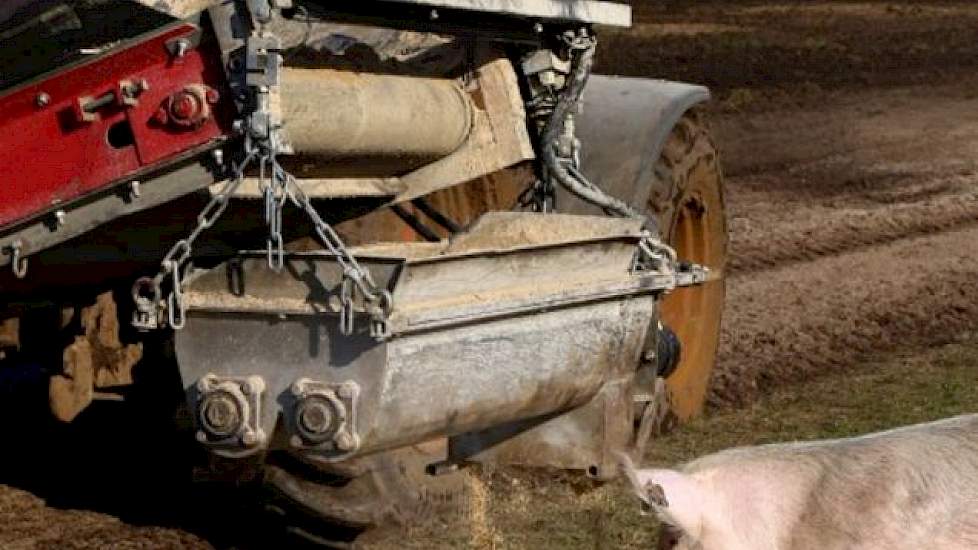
291 378 309 397
337 381 357 400
430 9 439 20
205 88 220 104
241 429 258 447
290 435 304 448
196 430 209 443
129 180 141 199
53 210 66 227
297 398 334 436
173 38 190 58
200 391 242 438
196 375 214 393
212 149 224 166
334 432 355 452
35 92 51 107
533 22 544 33
170 92 200 121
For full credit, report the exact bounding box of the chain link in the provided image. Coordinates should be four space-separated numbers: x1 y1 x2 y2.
133 150 257 331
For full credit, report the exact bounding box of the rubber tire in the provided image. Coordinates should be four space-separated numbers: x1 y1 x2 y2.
260 111 726 544
261 441 469 545
646 111 728 421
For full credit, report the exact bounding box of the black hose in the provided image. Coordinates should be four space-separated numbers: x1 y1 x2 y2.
539 37 643 219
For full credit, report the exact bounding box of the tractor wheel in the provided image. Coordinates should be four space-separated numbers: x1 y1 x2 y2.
646 111 728 421
261 439 471 545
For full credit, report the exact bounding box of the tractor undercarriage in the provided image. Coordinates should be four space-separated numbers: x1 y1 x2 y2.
0 0 726 540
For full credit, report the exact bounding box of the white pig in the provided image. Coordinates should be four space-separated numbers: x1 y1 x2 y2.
619 414 978 550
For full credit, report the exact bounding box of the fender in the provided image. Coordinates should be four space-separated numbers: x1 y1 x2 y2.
566 75 711 214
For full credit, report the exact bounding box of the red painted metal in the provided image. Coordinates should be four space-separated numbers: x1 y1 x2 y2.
0 23 233 229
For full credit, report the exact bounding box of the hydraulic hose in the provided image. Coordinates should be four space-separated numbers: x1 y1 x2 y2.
539 36 643 219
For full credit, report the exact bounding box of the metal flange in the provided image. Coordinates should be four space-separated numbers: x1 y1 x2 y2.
288 378 361 460
192 374 267 458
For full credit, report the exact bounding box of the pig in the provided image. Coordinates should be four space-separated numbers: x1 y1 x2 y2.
619 414 978 550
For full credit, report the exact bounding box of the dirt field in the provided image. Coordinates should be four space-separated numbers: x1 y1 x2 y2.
3 1 978 548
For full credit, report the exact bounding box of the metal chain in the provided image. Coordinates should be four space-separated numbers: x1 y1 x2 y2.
135 9 391 337
269 159 394 338
133 150 257 331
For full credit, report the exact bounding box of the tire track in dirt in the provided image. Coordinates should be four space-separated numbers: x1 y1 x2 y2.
726 186 978 274
704 78 978 405
710 225 978 406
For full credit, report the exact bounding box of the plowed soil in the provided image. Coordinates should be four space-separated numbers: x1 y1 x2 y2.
4 1 978 547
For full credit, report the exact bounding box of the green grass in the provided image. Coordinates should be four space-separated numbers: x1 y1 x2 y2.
365 336 978 548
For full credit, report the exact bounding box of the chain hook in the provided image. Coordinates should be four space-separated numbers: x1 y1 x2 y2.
7 241 28 279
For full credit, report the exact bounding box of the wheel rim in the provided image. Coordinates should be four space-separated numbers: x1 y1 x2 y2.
659 180 727 421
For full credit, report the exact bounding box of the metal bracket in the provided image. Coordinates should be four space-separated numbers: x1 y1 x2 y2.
192 374 267 458
287 378 360 461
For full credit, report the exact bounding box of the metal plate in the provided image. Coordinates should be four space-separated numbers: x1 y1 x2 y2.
374 0 631 26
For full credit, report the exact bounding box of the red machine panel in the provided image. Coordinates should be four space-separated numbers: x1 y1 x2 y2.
0 23 232 228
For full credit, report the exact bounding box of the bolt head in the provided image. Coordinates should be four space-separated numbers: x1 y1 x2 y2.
196 375 214 393
174 38 190 57
242 376 265 396
291 378 310 396
337 382 357 400
170 92 200 121
35 92 51 107
199 390 243 438
195 430 209 443
297 397 334 436
290 435 304 448
205 88 220 104
241 429 258 447
334 432 355 452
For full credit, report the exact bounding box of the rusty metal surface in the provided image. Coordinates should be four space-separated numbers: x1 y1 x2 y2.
174 212 661 461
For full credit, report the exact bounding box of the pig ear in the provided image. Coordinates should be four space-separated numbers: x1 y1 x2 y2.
615 452 705 540
641 469 706 541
